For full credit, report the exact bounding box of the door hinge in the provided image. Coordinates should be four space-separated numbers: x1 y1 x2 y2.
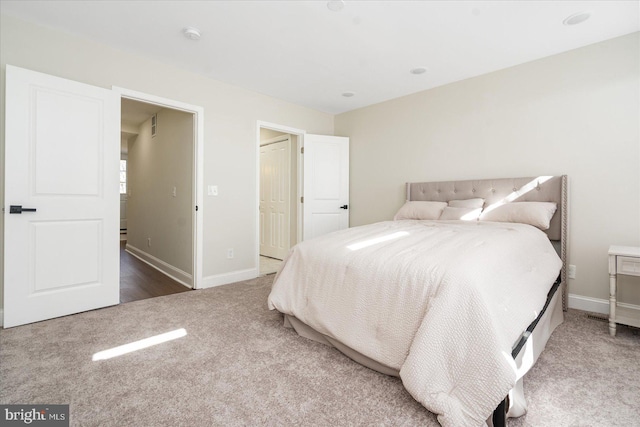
301 196 304 203
301 147 304 154
195 205 199 211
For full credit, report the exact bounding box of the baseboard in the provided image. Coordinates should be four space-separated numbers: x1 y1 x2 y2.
125 244 192 288
568 293 640 315
200 268 258 289
0 309 3 328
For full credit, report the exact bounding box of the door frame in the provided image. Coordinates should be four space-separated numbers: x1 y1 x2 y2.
115 87 204 289
256 121 305 271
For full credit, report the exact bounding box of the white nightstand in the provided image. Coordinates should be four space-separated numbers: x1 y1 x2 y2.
608 245 640 336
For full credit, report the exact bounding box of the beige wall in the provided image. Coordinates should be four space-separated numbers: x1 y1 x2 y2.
0 13 334 308
335 33 640 305
1 11 638 314
127 108 194 275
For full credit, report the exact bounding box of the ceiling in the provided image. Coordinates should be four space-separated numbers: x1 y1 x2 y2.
120 98 163 154
1 1 638 114
121 98 163 128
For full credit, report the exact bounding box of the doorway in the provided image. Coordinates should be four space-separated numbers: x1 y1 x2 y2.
115 87 204 298
119 98 195 302
257 123 304 275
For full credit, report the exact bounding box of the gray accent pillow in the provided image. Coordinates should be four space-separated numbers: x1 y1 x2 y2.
479 202 557 230
394 201 448 220
439 207 482 221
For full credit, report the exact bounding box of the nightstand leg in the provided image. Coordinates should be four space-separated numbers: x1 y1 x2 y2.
609 273 617 336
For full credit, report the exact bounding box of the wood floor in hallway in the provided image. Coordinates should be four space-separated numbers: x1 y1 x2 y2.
120 241 191 303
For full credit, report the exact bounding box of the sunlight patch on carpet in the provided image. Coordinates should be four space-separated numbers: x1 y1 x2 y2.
92 328 187 361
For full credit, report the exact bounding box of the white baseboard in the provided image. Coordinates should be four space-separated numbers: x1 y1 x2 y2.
200 268 258 289
568 293 640 315
125 244 193 288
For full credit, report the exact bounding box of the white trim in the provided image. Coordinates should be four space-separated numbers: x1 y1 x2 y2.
296 136 303 245
568 293 640 315
568 294 609 314
256 121 306 278
201 268 259 289
113 86 204 290
0 310 3 327
125 244 192 288
257 121 307 137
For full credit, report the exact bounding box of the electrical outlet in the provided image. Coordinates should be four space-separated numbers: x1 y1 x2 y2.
172 186 177 197
568 264 576 279
208 185 218 196
227 249 234 259
147 237 151 247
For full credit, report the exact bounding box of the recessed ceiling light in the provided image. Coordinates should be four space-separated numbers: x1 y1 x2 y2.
342 91 356 98
563 11 591 26
410 67 428 75
327 0 345 12
183 27 201 40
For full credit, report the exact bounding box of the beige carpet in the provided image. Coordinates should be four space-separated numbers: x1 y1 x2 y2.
1 275 639 426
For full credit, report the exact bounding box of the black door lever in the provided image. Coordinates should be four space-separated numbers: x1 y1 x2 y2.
339 205 348 210
9 205 37 214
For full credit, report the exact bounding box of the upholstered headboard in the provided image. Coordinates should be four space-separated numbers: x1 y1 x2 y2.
406 176 568 310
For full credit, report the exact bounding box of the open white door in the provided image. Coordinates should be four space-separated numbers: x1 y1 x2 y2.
302 134 349 240
4 65 120 328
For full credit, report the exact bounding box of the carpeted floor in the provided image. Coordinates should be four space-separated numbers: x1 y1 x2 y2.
1 275 639 426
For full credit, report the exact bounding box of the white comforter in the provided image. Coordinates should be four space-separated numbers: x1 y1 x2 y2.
268 220 562 427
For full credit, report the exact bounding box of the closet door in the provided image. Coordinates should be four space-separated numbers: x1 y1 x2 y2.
260 138 291 260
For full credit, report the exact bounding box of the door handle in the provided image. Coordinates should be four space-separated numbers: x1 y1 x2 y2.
9 205 37 214
339 205 348 210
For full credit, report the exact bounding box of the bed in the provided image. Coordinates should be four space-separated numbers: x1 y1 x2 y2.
268 176 568 427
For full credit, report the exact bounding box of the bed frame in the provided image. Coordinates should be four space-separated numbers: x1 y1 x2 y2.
406 175 568 426
285 175 568 426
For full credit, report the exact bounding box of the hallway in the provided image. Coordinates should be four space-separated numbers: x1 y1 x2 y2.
120 241 191 303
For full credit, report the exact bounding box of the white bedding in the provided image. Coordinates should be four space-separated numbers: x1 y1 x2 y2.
267 220 562 427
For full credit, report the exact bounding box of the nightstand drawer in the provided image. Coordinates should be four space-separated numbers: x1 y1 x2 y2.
617 256 640 277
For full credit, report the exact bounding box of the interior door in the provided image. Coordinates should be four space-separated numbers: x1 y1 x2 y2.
4 65 120 328
302 134 349 240
259 138 291 260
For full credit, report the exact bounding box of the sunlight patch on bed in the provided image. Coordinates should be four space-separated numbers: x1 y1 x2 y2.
460 208 483 221
483 176 553 214
92 328 187 361
347 231 409 251
503 330 536 381
515 332 536 380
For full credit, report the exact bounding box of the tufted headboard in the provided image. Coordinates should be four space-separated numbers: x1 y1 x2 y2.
406 176 568 310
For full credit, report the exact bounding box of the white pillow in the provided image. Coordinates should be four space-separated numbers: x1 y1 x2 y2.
439 207 482 221
394 201 448 220
448 198 485 209
479 202 557 230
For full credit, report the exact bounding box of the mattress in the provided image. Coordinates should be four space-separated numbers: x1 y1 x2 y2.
268 219 562 426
